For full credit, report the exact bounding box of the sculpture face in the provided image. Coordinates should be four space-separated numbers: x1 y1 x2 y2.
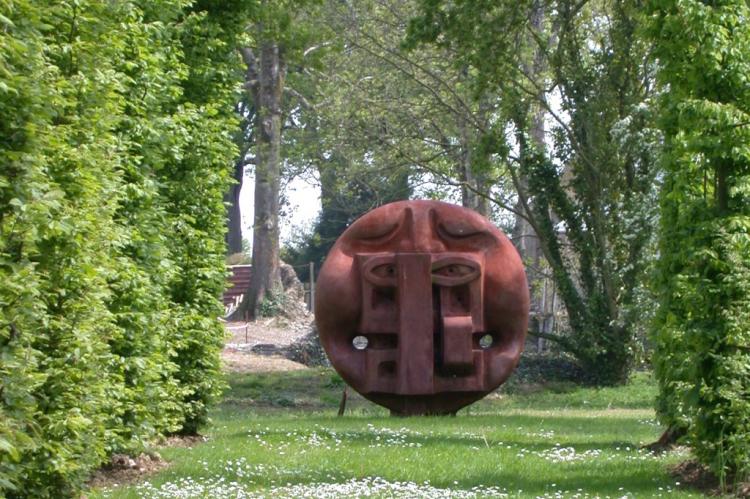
315 200 529 415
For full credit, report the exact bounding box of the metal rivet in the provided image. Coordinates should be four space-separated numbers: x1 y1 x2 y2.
479 334 493 349
352 335 369 350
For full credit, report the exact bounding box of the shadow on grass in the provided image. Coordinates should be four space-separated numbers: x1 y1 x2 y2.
96 370 697 499
228 419 653 453
220 369 658 414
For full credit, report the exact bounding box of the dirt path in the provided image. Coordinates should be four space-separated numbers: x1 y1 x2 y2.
222 350 308 373
221 317 312 373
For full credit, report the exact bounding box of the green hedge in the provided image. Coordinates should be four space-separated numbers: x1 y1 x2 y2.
648 0 750 485
0 0 240 496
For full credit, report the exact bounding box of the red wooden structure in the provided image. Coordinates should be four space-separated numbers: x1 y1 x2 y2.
224 265 251 313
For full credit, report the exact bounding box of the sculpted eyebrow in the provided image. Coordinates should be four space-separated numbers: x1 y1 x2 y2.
437 219 490 239
348 211 405 242
354 220 400 240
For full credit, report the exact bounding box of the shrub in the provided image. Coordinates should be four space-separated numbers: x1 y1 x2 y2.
648 0 750 485
0 0 240 495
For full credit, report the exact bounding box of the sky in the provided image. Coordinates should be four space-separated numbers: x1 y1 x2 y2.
240 172 322 246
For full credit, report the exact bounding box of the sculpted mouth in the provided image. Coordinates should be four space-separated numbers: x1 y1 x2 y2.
350 328 495 383
354 252 488 390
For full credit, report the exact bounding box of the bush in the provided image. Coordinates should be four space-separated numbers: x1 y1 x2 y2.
0 0 240 495
648 0 750 486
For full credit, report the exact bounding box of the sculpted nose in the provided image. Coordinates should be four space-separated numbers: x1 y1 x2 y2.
409 208 446 253
395 253 434 394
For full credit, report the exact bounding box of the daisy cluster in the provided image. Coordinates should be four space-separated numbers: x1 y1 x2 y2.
637 418 661 427
122 472 510 498
525 428 556 439
516 445 603 463
511 442 664 464
364 423 425 448
111 473 683 499
262 477 509 498
249 427 343 455
247 423 432 453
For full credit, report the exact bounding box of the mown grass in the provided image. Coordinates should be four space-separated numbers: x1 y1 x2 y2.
92 369 702 498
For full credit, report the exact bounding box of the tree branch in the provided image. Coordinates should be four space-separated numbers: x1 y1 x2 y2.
239 47 259 90
527 328 579 355
285 86 314 110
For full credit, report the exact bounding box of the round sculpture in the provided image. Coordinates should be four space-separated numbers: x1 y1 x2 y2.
315 200 529 415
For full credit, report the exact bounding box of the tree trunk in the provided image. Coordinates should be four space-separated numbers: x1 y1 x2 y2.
456 70 490 217
513 0 547 338
241 42 285 320
458 147 490 216
512 99 545 264
225 158 245 255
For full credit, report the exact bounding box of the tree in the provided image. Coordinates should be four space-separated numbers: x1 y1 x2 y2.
647 0 750 484
0 0 242 493
281 0 503 276
408 0 660 384
324 0 503 215
225 95 257 257
236 0 322 319
240 41 285 318
283 0 513 269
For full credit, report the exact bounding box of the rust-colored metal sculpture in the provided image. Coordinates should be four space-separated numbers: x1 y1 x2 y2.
315 200 529 415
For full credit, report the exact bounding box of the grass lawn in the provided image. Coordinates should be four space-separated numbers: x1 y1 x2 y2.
91 369 702 498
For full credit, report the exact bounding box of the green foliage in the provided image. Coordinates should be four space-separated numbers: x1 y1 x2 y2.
0 0 241 495
408 0 660 385
257 289 289 318
647 0 750 484
0 2 124 495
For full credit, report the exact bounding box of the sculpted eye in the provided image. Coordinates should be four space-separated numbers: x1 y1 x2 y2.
431 259 480 286
346 208 411 245
438 220 488 239
362 256 398 287
348 220 400 242
371 263 397 279
433 264 475 278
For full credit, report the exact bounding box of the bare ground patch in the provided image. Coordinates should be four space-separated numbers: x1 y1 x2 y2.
221 316 313 373
86 453 168 491
222 350 308 373
223 317 310 348
160 434 209 448
671 459 750 497
86 435 210 493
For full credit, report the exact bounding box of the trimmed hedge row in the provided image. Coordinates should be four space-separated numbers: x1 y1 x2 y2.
648 0 750 485
0 0 240 496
